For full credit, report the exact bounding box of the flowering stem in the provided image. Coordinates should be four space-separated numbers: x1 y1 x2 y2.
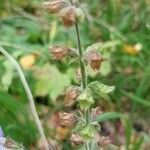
70 0 91 149
74 22 91 149
74 22 90 123
0 47 50 150
70 0 89 122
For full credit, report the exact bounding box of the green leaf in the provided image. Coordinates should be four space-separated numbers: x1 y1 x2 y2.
125 119 132 150
100 60 112 76
1 61 13 91
88 81 115 100
122 90 150 107
34 64 71 101
89 81 115 94
0 92 38 146
73 122 85 133
85 41 121 53
77 88 94 110
132 136 144 150
96 112 123 122
34 79 50 97
80 124 96 140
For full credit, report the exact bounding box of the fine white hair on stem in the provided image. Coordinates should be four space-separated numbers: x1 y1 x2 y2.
0 46 50 150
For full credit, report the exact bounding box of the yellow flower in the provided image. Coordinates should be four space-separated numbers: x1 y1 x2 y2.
123 43 142 55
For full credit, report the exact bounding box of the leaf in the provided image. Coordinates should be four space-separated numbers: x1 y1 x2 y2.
1 61 13 91
125 118 132 150
100 60 112 76
34 64 71 101
72 123 85 133
34 79 50 97
0 92 38 146
98 83 115 93
80 124 96 140
89 81 115 94
77 88 94 110
50 20 57 42
132 136 144 150
85 41 121 54
118 12 133 32
88 81 115 100
96 112 123 122
122 90 150 107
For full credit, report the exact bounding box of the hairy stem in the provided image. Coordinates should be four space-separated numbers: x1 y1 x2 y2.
74 23 90 123
70 0 91 149
75 23 87 89
70 0 89 122
0 47 50 150
74 21 91 150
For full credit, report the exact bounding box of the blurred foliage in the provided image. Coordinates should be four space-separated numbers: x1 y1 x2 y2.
0 0 150 149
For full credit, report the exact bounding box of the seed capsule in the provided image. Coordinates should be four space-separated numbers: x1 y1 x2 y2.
64 86 80 107
59 112 76 127
42 0 67 14
49 45 70 60
70 133 84 145
60 6 76 27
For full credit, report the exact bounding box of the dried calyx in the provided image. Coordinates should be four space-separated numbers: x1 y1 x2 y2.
59 112 77 127
85 50 104 70
64 86 80 107
42 0 69 14
49 45 71 60
70 133 84 145
60 6 76 27
42 0 85 27
91 106 103 120
98 136 111 146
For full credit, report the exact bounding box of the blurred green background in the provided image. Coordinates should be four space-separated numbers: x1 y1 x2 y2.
0 0 150 149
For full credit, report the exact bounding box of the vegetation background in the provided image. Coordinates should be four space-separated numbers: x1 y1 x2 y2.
0 0 150 149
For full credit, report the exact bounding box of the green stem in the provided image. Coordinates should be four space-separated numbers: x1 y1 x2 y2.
0 47 50 150
70 0 86 89
74 23 87 89
74 23 90 124
70 1 91 149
